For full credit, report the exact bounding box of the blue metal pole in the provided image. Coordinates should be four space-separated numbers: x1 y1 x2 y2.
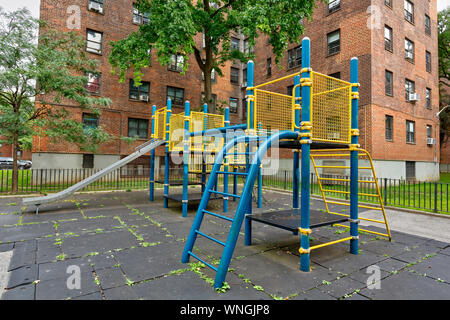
182 100 191 218
163 99 172 208
300 37 311 272
215 131 299 288
257 122 262 209
350 57 359 255
244 61 254 245
293 75 301 210
201 103 208 192
149 105 156 202
182 134 261 265
223 106 230 213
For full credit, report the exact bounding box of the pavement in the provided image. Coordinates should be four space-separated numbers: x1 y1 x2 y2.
0 186 449 300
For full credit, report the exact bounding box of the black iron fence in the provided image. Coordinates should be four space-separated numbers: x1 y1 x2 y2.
0 168 448 214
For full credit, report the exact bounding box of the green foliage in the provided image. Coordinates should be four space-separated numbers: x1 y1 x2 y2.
109 0 317 111
438 8 450 144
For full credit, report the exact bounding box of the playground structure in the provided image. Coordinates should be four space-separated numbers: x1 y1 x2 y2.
149 98 263 217
181 37 391 289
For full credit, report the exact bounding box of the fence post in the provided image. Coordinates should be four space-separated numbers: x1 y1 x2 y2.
434 182 438 213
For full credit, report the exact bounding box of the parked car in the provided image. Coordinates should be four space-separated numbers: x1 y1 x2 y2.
0 157 13 169
0 157 32 169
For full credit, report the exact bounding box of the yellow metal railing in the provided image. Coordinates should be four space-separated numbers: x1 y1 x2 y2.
154 107 167 140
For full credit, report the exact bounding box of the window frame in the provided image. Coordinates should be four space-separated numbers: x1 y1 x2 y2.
88 0 104 14
385 115 393 141
327 0 341 14
385 70 393 96
230 67 240 84
82 113 99 131
426 88 431 109
425 51 432 73
404 38 414 63
405 79 415 101
231 37 240 51
426 124 432 139
229 97 238 114
425 14 431 35
287 46 302 69
86 29 103 55
327 29 341 56
384 25 393 52
128 118 149 139
385 0 392 8
406 120 415 143
168 54 185 72
129 79 150 102
404 0 414 24
167 86 185 106
132 3 150 25
267 57 272 77
85 72 101 95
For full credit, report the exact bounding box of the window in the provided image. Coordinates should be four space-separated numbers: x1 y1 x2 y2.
167 86 184 106
385 25 393 52
86 29 102 54
404 38 414 62
426 125 432 139
404 0 414 24
425 14 431 35
426 88 431 109
385 70 393 96
83 154 94 169
327 30 340 55
426 51 432 72
85 72 101 94
168 54 184 72
88 0 104 13
288 46 301 69
406 161 415 180
267 58 272 77
82 113 99 130
231 37 240 51
385 0 392 8
405 79 415 101
243 39 253 55
406 120 415 143
230 67 239 84
243 68 247 83
287 85 294 96
242 98 247 119
129 79 150 102
328 0 341 14
229 97 238 114
329 72 341 79
133 3 150 25
202 64 217 83
128 118 149 139
385 115 393 141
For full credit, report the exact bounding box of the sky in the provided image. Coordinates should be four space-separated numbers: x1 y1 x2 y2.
0 0 448 18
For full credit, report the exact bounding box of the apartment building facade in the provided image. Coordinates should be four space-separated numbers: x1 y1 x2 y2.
253 0 440 180
34 0 440 180
33 0 247 172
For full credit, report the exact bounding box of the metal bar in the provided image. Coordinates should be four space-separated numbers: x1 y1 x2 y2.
203 209 233 222
195 230 226 246
188 251 218 272
334 224 389 238
309 236 353 251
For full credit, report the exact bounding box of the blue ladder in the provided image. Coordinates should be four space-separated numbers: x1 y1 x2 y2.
182 131 299 289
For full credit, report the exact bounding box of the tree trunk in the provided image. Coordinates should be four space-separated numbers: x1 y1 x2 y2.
204 68 214 113
11 132 19 193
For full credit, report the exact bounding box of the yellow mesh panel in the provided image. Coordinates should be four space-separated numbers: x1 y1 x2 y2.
254 89 293 133
168 112 185 151
154 107 167 139
190 112 225 153
310 72 351 144
226 142 246 166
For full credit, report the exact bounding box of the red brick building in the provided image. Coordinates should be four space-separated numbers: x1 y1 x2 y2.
33 0 441 180
252 0 440 180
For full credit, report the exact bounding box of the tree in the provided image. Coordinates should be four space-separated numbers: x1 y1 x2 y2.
0 8 111 192
438 8 449 145
109 0 316 113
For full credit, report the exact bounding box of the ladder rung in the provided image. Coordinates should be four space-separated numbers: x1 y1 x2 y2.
318 177 376 183
203 209 233 222
188 251 218 272
217 171 248 176
225 152 255 155
210 190 241 198
195 230 226 246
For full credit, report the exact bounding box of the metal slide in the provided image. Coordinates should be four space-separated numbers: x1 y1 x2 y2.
23 139 165 214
